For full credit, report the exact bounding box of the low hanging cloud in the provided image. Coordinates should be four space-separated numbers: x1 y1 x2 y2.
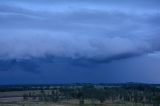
0 0 160 62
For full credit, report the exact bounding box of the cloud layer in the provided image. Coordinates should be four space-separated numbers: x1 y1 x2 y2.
1 0 160 84
0 0 160 61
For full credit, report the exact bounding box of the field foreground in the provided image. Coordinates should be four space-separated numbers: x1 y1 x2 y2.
0 83 160 106
0 101 154 106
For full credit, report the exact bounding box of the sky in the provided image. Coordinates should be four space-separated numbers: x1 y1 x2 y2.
0 0 160 84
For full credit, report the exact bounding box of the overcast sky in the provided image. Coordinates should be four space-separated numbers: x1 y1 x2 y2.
0 0 160 84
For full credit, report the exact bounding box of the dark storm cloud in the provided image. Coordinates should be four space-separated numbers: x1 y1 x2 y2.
0 0 160 62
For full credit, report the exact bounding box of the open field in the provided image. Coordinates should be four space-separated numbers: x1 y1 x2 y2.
0 83 160 106
0 100 154 106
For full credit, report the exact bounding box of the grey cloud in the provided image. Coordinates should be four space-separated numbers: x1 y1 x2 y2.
0 56 55 72
0 1 159 63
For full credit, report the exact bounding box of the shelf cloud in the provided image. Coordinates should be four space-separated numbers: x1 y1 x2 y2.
0 0 160 83
0 0 160 62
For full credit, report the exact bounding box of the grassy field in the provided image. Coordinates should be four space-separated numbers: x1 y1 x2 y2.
0 97 153 106
0 84 160 106
0 102 154 106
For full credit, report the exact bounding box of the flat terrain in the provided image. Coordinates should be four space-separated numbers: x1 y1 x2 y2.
0 97 153 106
0 84 160 106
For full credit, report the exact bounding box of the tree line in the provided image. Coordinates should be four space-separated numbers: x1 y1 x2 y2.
20 84 160 105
